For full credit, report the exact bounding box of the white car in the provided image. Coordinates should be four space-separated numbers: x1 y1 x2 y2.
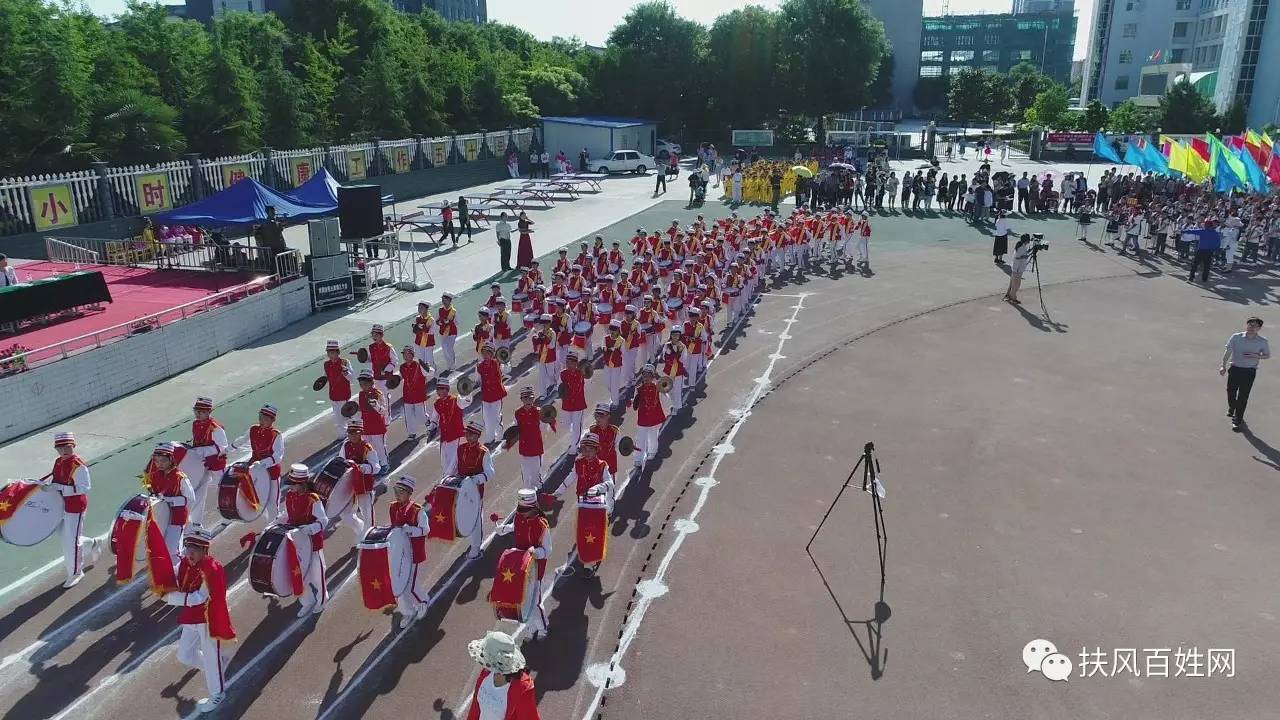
655 139 682 159
594 150 654 175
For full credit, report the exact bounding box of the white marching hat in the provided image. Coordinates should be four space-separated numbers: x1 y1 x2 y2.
394 475 416 492
53 431 76 447
371 323 385 334
468 631 527 674
516 488 538 507
326 339 341 350
193 396 214 410
288 463 310 482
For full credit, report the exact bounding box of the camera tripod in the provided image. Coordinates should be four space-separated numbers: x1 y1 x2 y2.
806 441 887 583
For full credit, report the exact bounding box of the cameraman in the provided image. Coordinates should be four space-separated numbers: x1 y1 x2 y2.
1005 233 1033 305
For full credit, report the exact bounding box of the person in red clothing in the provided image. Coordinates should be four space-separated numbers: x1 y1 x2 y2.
559 350 589 455
44 431 102 588
553 433 615 577
601 320 625 406
162 529 235 714
493 489 551 640
438 293 459 371
465 630 541 719
323 339 355 440
388 475 430 627
473 308 493 355
531 315 558 397
493 298 513 355
476 342 507 444
278 463 329 617
367 323 397 393
432 380 466 478
399 345 432 440
508 387 554 490
631 364 666 472
458 421 495 559
229 404 284 519
188 396 227 529
146 442 196 561
411 301 436 372
621 305 642 381
356 369 390 469
339 420 380 541
587 404 621 476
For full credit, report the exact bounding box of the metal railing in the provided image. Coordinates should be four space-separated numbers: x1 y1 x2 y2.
45 237 100 265
43 236 290 274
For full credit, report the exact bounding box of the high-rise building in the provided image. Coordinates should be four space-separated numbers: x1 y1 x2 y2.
862 0 924 112
1082 0 1280 126
918 3 1078 87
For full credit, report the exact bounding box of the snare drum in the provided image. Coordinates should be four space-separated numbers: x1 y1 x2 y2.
573 320 592 336
664 297 684 312
656 260 673 270
314 458 354 519
109 493 171 582
576 495 611 565
512 292 528 313
489 548 539 623
249 525 313 597
357 526 414 608
217 461 273 523
0 482 62 547
565 290 582 301
426 476 481 540
594 303 612 324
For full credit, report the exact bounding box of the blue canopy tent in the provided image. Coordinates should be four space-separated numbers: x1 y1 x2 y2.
154 177 335 228
284 168 394 206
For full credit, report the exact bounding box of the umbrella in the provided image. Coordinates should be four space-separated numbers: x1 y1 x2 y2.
791 165 814 178
829 162 855 170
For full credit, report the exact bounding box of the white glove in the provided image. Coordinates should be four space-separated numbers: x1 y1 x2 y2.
165 495 187 507
532 547 547 560
306 522 323 535
359 463 375 475
404 526 424 538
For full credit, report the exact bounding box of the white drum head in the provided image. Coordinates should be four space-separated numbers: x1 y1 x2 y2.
323 470 354 519
0 484 63 547
236 463 273 523
387 527 414 597
573 321 592 334
453 479 481 538
519 561 539 622
176 443 205 481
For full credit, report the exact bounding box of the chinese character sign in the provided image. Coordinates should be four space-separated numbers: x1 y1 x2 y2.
433 143 446 166
348 151 366 180
391 148 411 174
494 135 507 154
28 183 79 231
134 173 171 215
292 158 314 186
222 163 252 188
465 139 478 161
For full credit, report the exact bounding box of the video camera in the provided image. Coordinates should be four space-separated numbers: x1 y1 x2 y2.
1029 233 1049 253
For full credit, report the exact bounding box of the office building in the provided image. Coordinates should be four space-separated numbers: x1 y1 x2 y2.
1082 0 1280 126
186 0 486 24
917 3 1078 86
862 0 924 112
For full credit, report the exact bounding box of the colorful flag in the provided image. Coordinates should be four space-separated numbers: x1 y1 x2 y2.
1159 134 1177 157
1093 132 1122 163
1236 146 1270 193
1168 141 1189 176
1191 137 1211 162
1208 134 1249 186
1185 144 1212 183
1124 141 1148 171
1214 147 1246 193
1266 153 1280 186
1141 140 1171 175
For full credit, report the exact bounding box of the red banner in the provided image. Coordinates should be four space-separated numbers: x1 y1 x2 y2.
1046 132 1093 146
359 545 396 610
576 504 609 565
426 487 458 541
145 512 177 594
112 516 144 584
0 483 40 524
286 537 304 596
236 466 261 511
488 548 532 612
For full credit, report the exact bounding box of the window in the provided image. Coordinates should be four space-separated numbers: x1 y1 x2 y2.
1017 20 1047 30
1115 75 1130 90
1016 49 1033 60
1173 21 1190 37
1176 0 1191 8
951 50 975 62
1125 1 1133 9
1119 49 1133 63
982 49 1000 62
923 35 943 47
982 65 999 72
921 50 943 62
984 33 1000 45
919 65 943 77
1170 48 1187 62
956 35 975 46
1122 23 1137 37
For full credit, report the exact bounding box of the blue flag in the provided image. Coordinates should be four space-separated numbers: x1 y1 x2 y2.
1093 132 1122 163
1141 140 1170 175
1123 141 1148 172
1214 147 1246 193
1235 146 1270 193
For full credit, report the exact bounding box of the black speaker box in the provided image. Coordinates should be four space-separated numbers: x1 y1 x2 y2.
337 184 384 239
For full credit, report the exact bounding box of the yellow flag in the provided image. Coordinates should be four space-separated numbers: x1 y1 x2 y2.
1168 141 1188 175
1184 145 1211 183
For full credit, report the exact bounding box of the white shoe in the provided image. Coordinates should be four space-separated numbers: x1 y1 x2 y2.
196 694 225 714
297 601 315 618
312 602 325 615
414 601 429 620
63 573 84 589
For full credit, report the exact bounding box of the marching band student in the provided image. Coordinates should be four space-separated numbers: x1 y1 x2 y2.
510 387 554 490
367 324 397 393
493 298 513 355
279 464 328 617
560 351 589 455
162 529 234 714
621 304 643 380
45 432 102 588
631 365 666 472
323 339 355 440
552 301 572 376
473 309 493 356
477 342 507 444
188 396 227 528
587 404 622 477
432 380 466 477
531 315 558 398
388 475 430 627
412 300 436 372
231 404 284 518
399 346 432 440
493 489 551 641
465 631 542 720
684 308 707 383
356 370 390 470
855 212 872 271
437 292 459 372
340 420 379 541
660 328 690 410
457 422 495 559
601 320 625 406
553 434 615 575
147 442 196 561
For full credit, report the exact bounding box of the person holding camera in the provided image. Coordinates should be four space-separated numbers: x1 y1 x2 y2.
1005 234 1033 305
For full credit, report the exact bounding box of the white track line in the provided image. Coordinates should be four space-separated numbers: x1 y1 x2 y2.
575 293 808 720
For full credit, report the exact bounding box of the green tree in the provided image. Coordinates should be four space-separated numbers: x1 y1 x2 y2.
1024 84 1069 127
597 1 708 133
705 6 779 126
1157 80 1216 133
1220 97 1247 134
1106 99 1153 134
1008 62 1054 113
776 0 887 117
186 40 263 157
947 68 1014 123
1055 109 1084 131
1082 99 1109 132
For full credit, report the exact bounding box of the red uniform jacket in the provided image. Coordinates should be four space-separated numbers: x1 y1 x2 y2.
343 440 376 495
51 454 89 513
571 456 608 497
248 425 282 480
457 441 489 479
434 394 465 443
284 490 325 550
602 334 623 368
174 556 236 640
560 367 587 412
477 358 507 403
148 467 190 526
473 323 492 354
412 314 435 347
324 359 353 401
437 306 458 336
513 405 547 458
532 329 557 364
369 340 396 380
192 418 227 471
400 360 430 405
632 382 666 428
513 514 550 579
359 387 388 435
390 500 427 563
590 423 620 475
494 310 512 340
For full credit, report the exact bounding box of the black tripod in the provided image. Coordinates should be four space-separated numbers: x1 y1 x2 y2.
806 441 887 581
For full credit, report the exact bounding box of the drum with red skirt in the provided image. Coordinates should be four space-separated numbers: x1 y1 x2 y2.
576 495 611 565
489 547 538 622
217 461 274 522
426 476 481 541
357 525 414 610
0 482 62 547
249 524 314 598
313 458 354 519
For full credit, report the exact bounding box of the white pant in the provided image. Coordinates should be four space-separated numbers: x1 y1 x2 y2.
190 470 217 527
563 410 584 454
177 624 227 699
857 237 870 264
537 362 557 397
482 401 503 443
440 439 459 477
397 561 429 617
61 512 93 579
164 523 185 564
338 493 374 542
525 576 548 637
413 345 435 371
439 336 456 370
623 348 638 381
519 455 542 491
300 550 327 608
687 354 704 382
404 402 429 436
604 366 623 405
364 433 388 469
331 401 349 439
667 376 684 410
633 425 661 467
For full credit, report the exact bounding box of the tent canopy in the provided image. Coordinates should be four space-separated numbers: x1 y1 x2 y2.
154 177 335 228
283 167 343 206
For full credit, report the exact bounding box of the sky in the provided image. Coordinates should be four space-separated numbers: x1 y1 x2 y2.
80 0 1094 59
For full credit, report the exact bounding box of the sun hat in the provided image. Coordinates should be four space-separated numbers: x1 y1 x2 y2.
467 631 527 673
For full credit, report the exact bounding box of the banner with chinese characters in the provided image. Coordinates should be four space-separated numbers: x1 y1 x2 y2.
222 163 252 188
433 142 447 167
134 173 172 215
493 134 507 156
291 157 316 186
387 147 412 174
347 151 367 180
28 183 79 231
465 138 479 161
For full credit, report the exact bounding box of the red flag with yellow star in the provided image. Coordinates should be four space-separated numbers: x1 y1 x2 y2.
426 485 458 541
286 536 304 596
0 482 40 524
358 541 396 610
576 501 609 565
488 548 533 618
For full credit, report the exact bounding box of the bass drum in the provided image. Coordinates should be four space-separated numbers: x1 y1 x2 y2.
217 462 274 522
427 476 481 540
109 494 171 563
314 458 354 519
172 442 207 482
0 482 63 547
357 526 414 604
249 525 314 598
490 548 539 623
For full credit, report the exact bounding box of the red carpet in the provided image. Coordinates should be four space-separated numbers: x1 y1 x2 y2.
6 263 268 360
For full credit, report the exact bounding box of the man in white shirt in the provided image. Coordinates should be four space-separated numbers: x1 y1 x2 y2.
0 254 17 286
495 213 513 273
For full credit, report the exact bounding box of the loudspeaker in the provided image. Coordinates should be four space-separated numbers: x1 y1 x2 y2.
338 185 384 239
310 253 349 282
307 218 341 256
